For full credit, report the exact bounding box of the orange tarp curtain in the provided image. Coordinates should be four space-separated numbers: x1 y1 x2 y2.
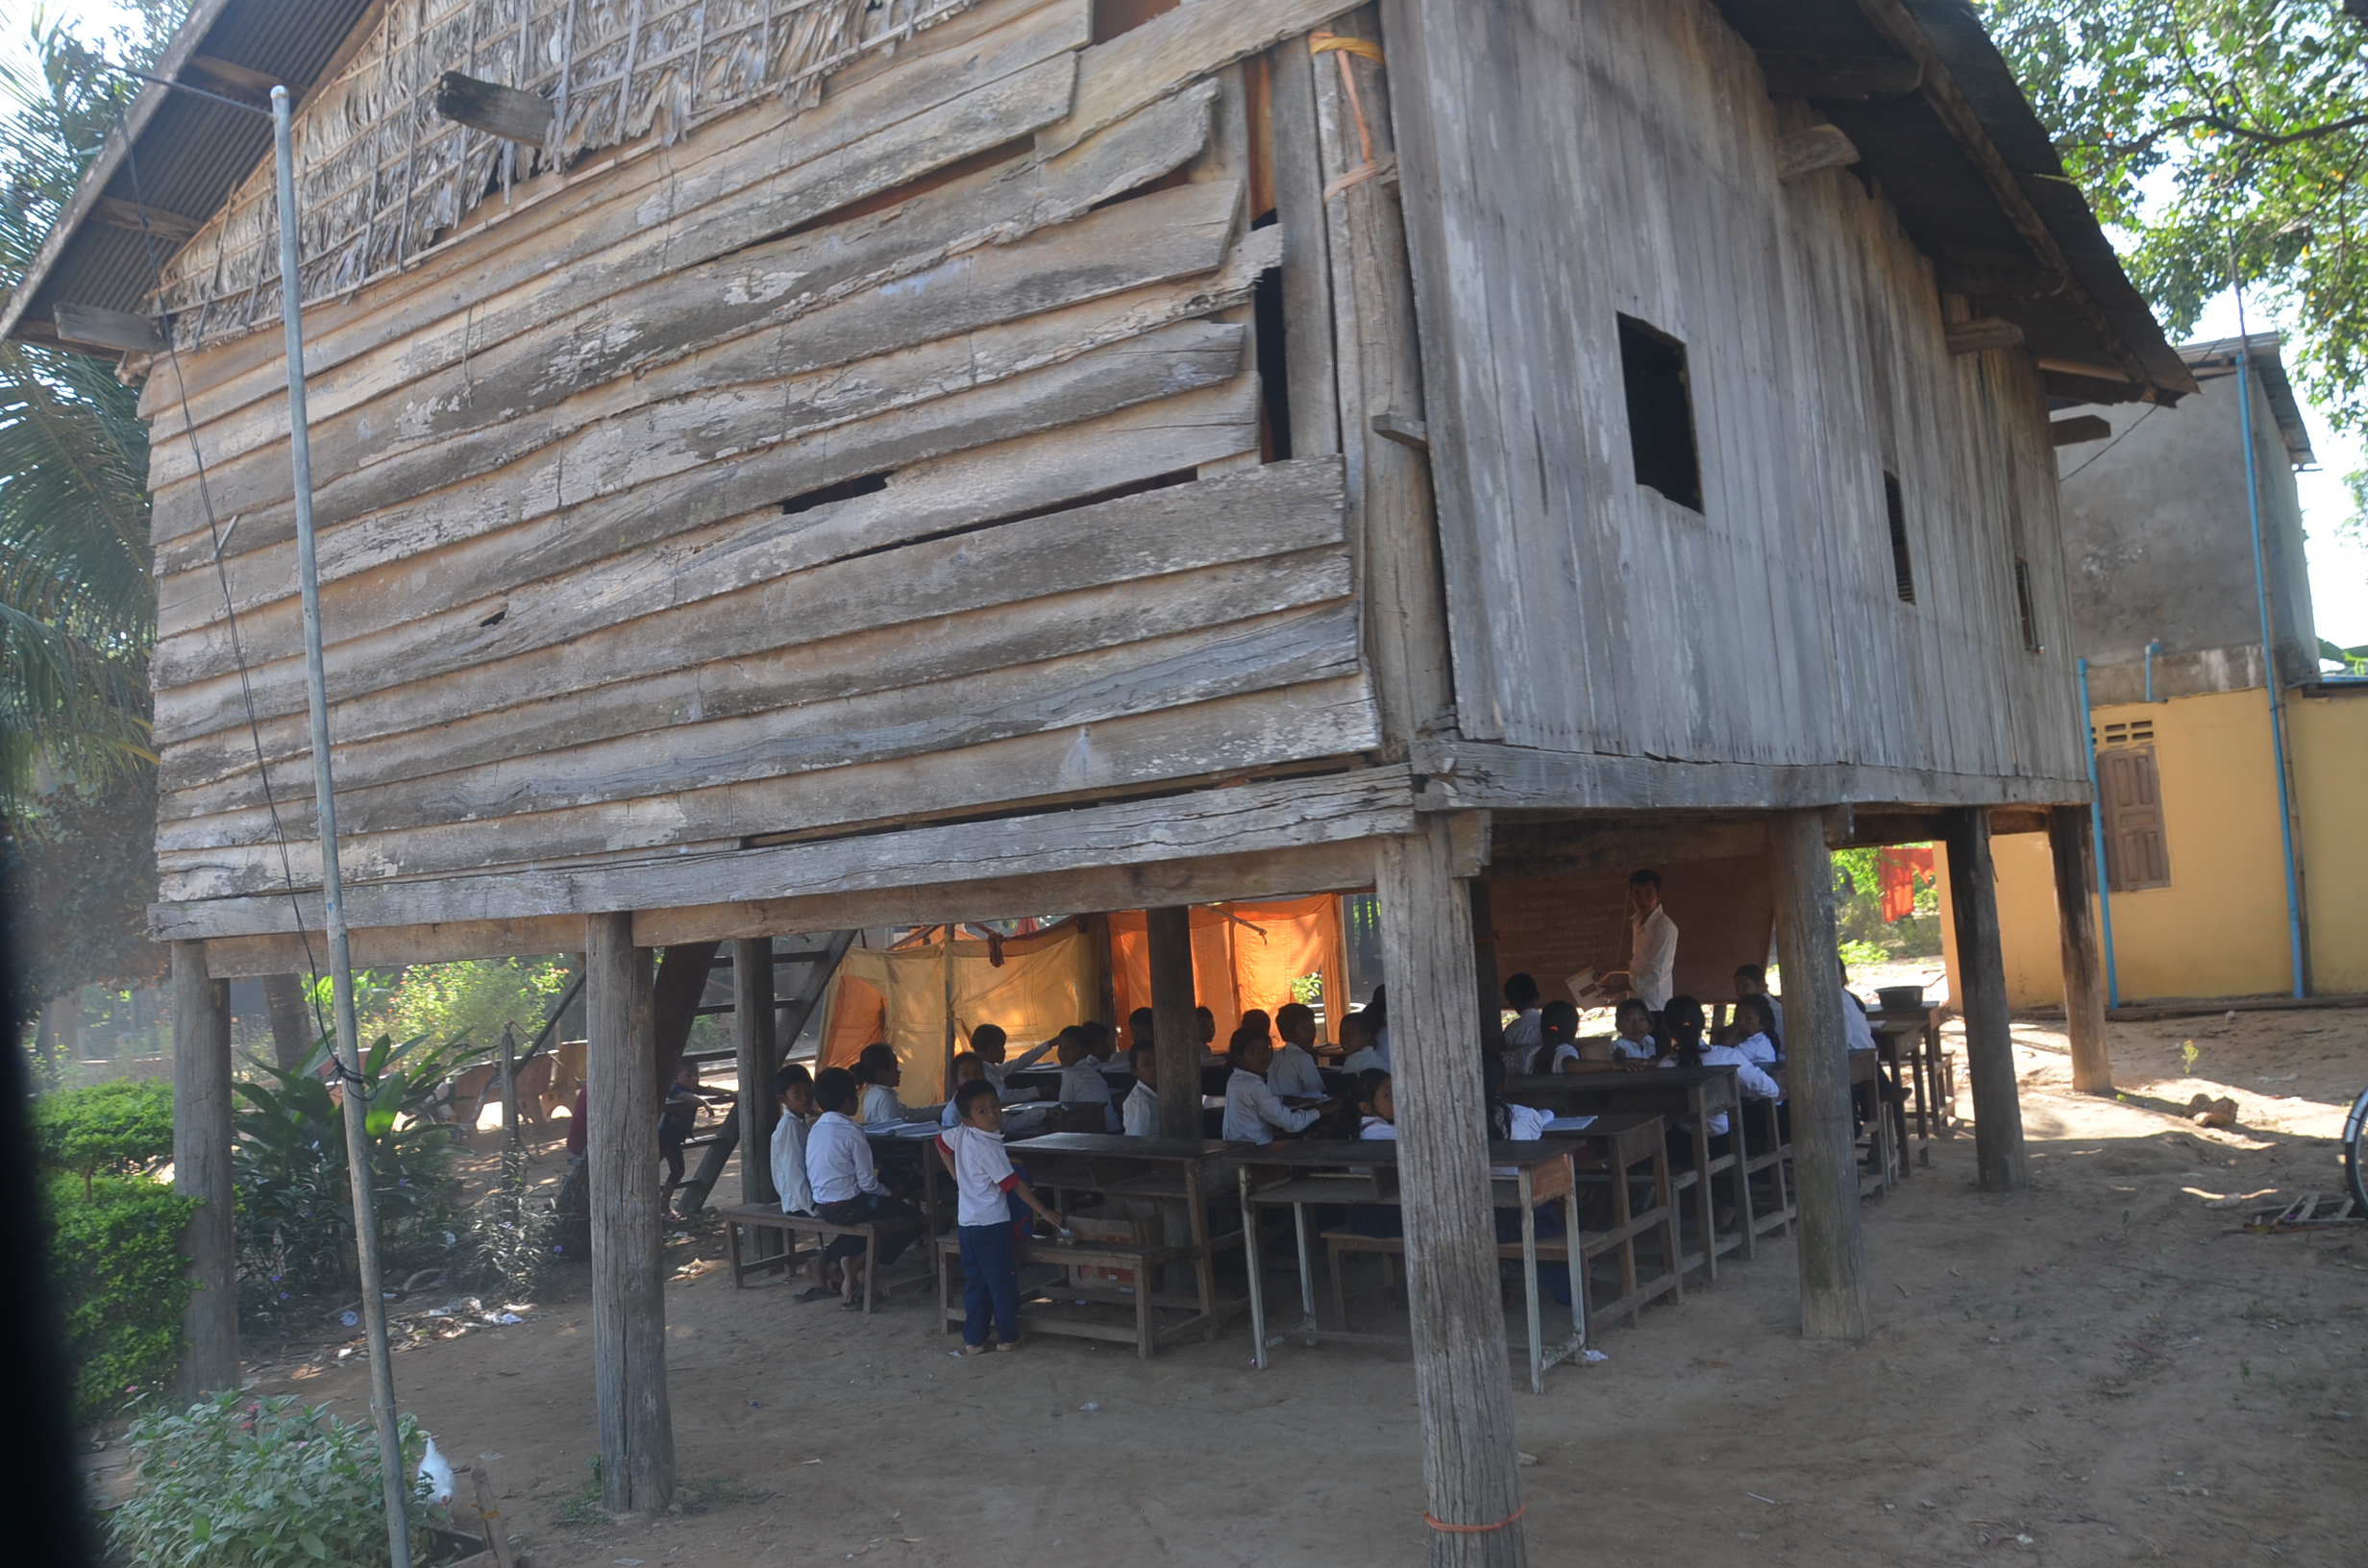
1107 896 1350 1045
817 922 1097 1102
1879 845 1936 923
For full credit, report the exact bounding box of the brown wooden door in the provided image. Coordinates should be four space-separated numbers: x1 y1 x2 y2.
2097 747 2170 892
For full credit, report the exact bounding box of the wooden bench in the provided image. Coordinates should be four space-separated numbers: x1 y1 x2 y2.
716 1201 925 1315
932 1231 1197 1359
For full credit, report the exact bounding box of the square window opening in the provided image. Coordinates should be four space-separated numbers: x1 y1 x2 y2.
1884 472 1915 603
1616 315 1702 512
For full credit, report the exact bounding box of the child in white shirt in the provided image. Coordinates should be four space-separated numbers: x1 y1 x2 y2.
1337 1011 1389 1075
1499 973 1542 1054
941 1053 987 1127
805 1067 923 1309
1221 1032 1322 1145
854 1042 922 1125
1348 1071 1401 1238
1533 1000 1585 1074
1728 995 1781 1066
938 1080 1070 1353
1122 1045 1161 1138
1268 1002 1327 1101
771 1065 817 1216
1053 1026 1121 1132
1609 998 1661 1063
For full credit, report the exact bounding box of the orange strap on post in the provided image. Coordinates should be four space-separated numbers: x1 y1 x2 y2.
1422 1504 1527 1534
1309 32 1385 65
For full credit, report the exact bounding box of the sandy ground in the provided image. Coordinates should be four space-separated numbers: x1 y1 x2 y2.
172 1008 2368 1567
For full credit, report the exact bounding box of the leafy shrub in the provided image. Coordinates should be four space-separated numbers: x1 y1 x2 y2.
46 1172 195 1427
360 956 570 1059
458 1158 558 1303
108 1391 435 1568
234 1035 475 1333
35 1078 174 1197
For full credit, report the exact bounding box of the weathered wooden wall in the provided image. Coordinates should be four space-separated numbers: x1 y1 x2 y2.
144 0 1383 934
1388 0 2086 803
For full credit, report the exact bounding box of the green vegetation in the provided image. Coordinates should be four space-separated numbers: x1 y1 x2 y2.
108 1392 435 1568
1832 845 1943 962
357 957 572 1060
33 1076 171 1197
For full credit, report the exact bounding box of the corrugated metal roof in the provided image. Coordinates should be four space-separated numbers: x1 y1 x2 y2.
0 0 380 347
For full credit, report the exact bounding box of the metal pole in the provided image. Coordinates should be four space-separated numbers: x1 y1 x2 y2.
2076 657 2119 1009
274 86 411 1568
2230 281 2307 1000
500 1021 520 1157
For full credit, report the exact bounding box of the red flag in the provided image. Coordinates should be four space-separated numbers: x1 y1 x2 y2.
1879 845 1935 922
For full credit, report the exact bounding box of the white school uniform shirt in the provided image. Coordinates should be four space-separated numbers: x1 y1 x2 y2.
1341 1042 1391 1076
935 1122 1021 1229
1267 1042 1325 1100
805 1111 885 1205
1542 1041 1582 1072
1764 994 1786 1038
1502 1009 1542 1050
1629 907 1678 1012
1359 1116 1398 1140
1057 1061 1121 1132
858 1083 910 1125
1610 1034 1660 1063
1122 1081 1160 1138
1489 1102 1552 1176
1663 1045 1782 1135
1731 1030 1779 1066
1843 995 1877 1053
1005 1039 1059 1074
1223 1068 1320 1144
770 1110 814 1214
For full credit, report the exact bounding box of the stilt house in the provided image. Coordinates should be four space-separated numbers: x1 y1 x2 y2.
8 0 2189 1552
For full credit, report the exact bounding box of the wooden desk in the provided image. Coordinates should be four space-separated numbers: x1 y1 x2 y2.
1506 1067 1749 1276
1000 1133 1244 1347
1223 1139 1591 1394
1867 1005 1950 1142
860 1124 946 1231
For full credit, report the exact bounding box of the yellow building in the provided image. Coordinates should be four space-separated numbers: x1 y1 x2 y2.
1989 336 2368 1005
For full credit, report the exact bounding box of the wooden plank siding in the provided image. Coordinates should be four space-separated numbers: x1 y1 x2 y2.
144 0 1385 938
1385 0 2087 800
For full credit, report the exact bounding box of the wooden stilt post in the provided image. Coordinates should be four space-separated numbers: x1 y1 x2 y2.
1147 907 1201 1143
1767 812 1871 1341
733 939 779 1209
171 941 237 1398
2048 806 2114 1094
1944 808 2030 1191
586 913 673 1514
1377 820 1524 1564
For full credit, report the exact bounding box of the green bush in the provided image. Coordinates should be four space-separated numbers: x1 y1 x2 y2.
458 1159 558 1303
35 1078 175 1197
234 1035 473 1333
108 1391 435 1568
47 1172 196 1428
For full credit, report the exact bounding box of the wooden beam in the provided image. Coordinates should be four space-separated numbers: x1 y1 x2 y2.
432 71 555 147
1933 257 2057 300
1942 807 2029 1190
1147 907 1201 1141
180 52 278 109
1375 817 1526 1562
53 303 160 354
1267 33 1340 459
170 941 236 1398
732 940 779 1208
1849 0 2162 394
1043 0 1368 157
87 195 204 247
1775 124 1860 183
1767 811 1870 1341
1946 317 2026 355
2048 806 2114 1094
586 914 673 1513
1756 51 1922 99
1988 805 2051 836
2049 414 2110 447
650 941 724 1101
195 915 585 977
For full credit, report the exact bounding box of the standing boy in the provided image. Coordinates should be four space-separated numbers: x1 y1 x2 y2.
939 1080 1070 1353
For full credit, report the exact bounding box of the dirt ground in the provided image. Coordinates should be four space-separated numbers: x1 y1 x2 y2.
199 1008 2368 1567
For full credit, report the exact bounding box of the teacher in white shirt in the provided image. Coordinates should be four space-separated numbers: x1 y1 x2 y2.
1600 868 1677 1014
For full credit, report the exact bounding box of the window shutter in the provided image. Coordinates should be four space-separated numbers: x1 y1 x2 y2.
2097 747 2170 892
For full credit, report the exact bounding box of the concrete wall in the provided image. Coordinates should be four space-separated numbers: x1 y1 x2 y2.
2056 364 2316 700
1993 687 2368 1005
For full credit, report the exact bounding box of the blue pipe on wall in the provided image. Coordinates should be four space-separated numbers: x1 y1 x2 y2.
2078 657 2119 1009
2232 323 2308 999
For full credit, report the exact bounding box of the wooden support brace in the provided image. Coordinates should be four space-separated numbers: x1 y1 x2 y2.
733 938 779 1208
1947 317 2027 355
54 303 161 354
1767 812 1871 1341
171 941 237 1398
1944 808 2030 1190
2049 414 2109 447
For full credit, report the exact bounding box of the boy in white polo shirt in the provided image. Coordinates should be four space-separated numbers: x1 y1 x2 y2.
938 1080 1070 1353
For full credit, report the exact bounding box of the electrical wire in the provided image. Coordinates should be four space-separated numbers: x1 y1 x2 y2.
115 105 334 1056
2059 399 2164 486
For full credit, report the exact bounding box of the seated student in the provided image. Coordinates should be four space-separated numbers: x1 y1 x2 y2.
1337 1011 1388 1076
1535 999 1587 1073
972 1024 1013 1091
853 1042 925 1125
1735 964 1785 1042
1500 973 1543 1055
1268 1002 1327 1101
938 1079 1072 1354
1079 1018 1117 1065
1608 997 1661 1064
805 1067 924 1309
773 1066 818 1216
1483 1052 1552 1145
1348 1069 1401 1237
1366 986 1391 1064
1728 994 1781 1065
942 1053 987 1127
1655 995 1782 1141
1126 1007 1157 1054
1221 1028 1324 1145
1839 964 1879 1054
1122 1044 1161 1137
1054 1025 1121 1132
1195 1005 1223 1064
